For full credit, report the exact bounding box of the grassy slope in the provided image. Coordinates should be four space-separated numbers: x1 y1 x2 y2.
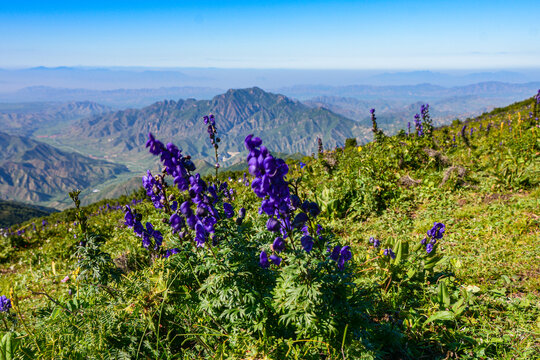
0 95 538 358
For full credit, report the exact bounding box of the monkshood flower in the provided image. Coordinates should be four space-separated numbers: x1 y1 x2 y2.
414 114 424 136
269 254 282 266
330 245 352 270
123 206 163 250
301 235 314 252
460 125 467 137
142 170 165 209
260 251 270 268
421 222 445 253
383 248 396 259
0 295 11 312
427 222 445 241
369 237 380 248
163 248 180 258
245 134 291 225
203 114 221 170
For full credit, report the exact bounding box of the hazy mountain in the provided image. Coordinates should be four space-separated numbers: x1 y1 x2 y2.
303 92 525 134
0 101 112 136
0 86 224 108
279 81 540 101
48 87 369 169
2 67 539 91
0 132 129 204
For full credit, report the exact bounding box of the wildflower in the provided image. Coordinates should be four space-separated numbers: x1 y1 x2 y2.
259 251 270 268
266 218 281 232
427 222 445 240
0 296 11 312
414 114 424 136
369 236 380 248
383 248 396 259
338 246 352 270
272 237 286 252
61 275 70 283
223 202 235 218
301 235 314 252
269 254 282 266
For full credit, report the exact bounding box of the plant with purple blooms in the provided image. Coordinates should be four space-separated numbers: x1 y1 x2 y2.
203 114 221 177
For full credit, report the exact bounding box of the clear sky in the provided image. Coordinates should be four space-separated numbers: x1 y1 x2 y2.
1 0 538 69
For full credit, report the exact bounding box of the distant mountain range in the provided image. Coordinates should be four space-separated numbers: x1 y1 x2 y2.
2 67 539 91
45 87 369 169
0 86 224 109
0 132 129 205
0 101 111 136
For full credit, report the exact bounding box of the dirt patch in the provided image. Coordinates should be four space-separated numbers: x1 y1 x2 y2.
398 175 422 188
482 193 513 204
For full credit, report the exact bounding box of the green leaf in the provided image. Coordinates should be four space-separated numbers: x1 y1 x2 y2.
425 311 455 324
438 281 451 307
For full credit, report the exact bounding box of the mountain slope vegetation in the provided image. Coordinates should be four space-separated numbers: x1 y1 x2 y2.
0 92 538 359
0 132 129 205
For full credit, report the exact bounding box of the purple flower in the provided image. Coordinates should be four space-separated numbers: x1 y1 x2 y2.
0 296 11 312
260 251 270 268
169 213 184 233
330 245 341 261
426 243 434 254
301 235 314 252
427 222 445 240
383 248 396 259
266 218 281 232
223 202 234 218
272 237 286 252
269 254 282 266
369 237 380 248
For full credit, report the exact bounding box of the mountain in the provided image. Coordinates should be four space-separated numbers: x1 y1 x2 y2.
0 132 129 205
0 101 112 136
0 86 224 108
50 87 369 168
279 81 540 101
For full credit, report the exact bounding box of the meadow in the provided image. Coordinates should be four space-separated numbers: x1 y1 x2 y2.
0 95 538 359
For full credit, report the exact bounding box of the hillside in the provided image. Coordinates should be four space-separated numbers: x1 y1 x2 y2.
0 92 537 359
0 101 111 136
0 132 129 205
45 87 369 169
0 199 57 227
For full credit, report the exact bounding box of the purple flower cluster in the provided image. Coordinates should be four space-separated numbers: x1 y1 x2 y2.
0 295 11 312
329 245 352 270
146 133 195 193
123 205 163 250
383 248 396 259
421 222 445 253
369 236 380 248
245 134 350 270
140 133 235 250
142 171 165 209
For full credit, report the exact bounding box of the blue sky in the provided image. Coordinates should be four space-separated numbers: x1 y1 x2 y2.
1 0 538 69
